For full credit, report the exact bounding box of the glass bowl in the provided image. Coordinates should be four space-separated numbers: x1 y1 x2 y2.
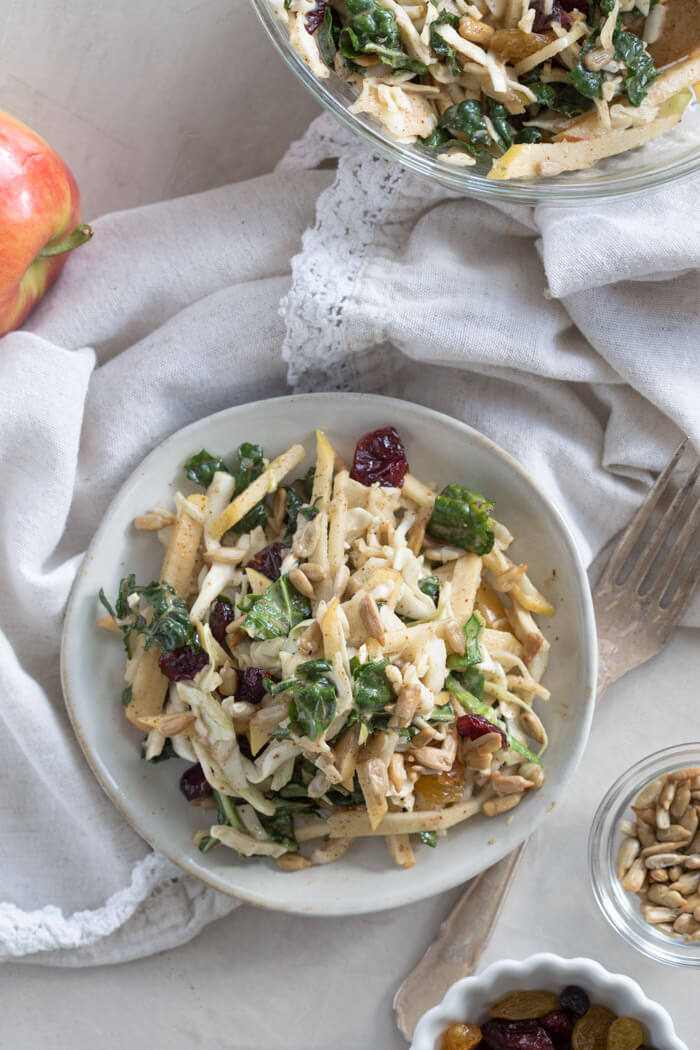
589 743 700 968
250 0 700 205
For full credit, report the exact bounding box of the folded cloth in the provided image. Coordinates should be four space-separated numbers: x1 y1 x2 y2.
1 112 698 967
0 170 332 965
280 114 700 597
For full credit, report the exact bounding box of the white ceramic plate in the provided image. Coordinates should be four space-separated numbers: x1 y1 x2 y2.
409 953 688 1050
61 393 596 915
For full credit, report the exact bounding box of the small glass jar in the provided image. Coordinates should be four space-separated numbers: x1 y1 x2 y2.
589 743 700 968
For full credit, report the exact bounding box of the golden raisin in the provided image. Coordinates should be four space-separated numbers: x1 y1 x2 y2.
475 582 507 627
441 1022 482 1050
416 765 465 805
489 990 560 1019
490 28 553 62
573 1006 618 1050
606 1017 645 1050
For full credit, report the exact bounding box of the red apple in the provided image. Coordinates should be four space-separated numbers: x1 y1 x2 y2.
0 110 92 337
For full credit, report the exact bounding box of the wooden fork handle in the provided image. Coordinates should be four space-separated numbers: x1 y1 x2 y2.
393 844 525 1040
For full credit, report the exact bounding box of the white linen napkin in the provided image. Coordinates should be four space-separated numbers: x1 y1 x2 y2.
281 114 700 577
0 114 698 966
0 170 331 965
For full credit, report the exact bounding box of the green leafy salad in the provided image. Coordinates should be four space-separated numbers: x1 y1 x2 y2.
273 0 699 178
99 425 555 869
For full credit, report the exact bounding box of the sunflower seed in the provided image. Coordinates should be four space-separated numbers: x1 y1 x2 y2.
617 837 640 879
641 903 677 924
482 792 523 816
635 777 664 808
645 852 689 869
671 871 700 895
647 884 685 909
622 858 647 893
660 779 676 811
619 819 638 837
671 782 691 819
656 804 671 830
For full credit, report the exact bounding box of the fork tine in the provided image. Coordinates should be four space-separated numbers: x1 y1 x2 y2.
667 547 700 619
646 492 700 604
599 439 688 587
626 459 700 592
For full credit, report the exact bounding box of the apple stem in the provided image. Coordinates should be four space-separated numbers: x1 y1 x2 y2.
38 223 93 258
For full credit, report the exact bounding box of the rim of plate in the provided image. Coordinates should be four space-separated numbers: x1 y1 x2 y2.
61 392 597 914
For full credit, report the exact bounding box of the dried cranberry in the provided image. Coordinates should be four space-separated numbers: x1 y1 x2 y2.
158 646 209 681
210 598 234 645
558 986 589 1020
539 1011 575 1046
248 542 286 581
305 0 327 32
456 713 507 747
482 1020 554 1050
351 426 409 488
179 763 213 802
532 0 573 29
236 667 271 704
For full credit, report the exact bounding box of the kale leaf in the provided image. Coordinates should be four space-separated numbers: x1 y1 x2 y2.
260 810 299 852
340 0 425 72
231 442 268 533
418 575 440 601
516 127 543 144
438 99 491 158
268 659 337 740
99 575 197 656
242 574 312 640
521 71 591 117
569 39 604 99
184 441 268 532
185 449 228 487
317 4 341 66
427 484 495 554
614 27 656 106
430 11 461 76
352 656 393 714
283 487 320 540
486 98 513 151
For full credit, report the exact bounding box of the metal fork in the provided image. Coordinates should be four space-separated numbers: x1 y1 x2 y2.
394 439 700 1041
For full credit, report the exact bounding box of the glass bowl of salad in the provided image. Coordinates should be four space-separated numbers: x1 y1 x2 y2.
250 0 700 204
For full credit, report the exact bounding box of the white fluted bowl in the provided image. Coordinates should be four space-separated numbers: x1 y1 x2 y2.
409 953 687 1050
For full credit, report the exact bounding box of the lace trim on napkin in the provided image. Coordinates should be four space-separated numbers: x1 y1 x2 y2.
279 114 407 391
0 851 179 958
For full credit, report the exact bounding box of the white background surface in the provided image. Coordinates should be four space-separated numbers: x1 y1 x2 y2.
1 0 319 218
1 4 698 1049
2 632 698 1049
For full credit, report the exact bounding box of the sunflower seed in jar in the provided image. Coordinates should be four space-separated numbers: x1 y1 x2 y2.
640 903 677 924
635 776 664 809
616 837 640 879
671 871 700 895
671 782 691 819
659 779 676 811
645 852 688 869
621 857 647 893
647 884 684 909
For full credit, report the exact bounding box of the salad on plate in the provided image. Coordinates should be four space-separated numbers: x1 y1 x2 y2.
99 425 555 870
